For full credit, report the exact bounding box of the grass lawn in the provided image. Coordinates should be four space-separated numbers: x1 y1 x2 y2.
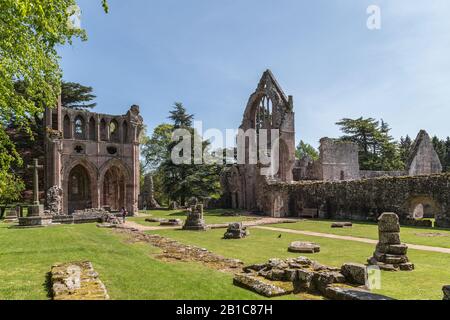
150 227 450 300
130 209 259 227
268 219 450 249
0 222 267 300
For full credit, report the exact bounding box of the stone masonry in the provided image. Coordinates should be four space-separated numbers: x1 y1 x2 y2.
367 213 414 271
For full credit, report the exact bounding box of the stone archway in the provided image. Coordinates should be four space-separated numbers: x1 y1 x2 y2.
99 159 132 212
102 166 125 211
406 195 441 220
68 165 92 213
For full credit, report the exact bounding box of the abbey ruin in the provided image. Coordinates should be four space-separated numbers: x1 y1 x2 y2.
221 70 449 228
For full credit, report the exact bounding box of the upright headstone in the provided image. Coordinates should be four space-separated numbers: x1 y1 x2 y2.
367 213 414 271
18 159 52 227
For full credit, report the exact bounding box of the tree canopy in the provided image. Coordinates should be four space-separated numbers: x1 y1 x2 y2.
0 0 107 202
141 103 221 205
61 81 97 109
295 140 319 161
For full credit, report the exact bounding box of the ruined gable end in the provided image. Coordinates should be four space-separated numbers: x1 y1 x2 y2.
407 130 442 176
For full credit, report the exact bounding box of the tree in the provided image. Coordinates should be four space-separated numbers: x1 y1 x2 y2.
399 135 413 165
157 103 221 205
169 102 194 128
0 0 107 202
295 140 319 160
141 124 174 171
336 117 403 171
61 81 97 109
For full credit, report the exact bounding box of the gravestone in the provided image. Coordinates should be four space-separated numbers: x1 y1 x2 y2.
18 159 52 227
367 212 414 271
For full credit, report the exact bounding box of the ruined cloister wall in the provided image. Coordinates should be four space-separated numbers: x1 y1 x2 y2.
262 174 450 228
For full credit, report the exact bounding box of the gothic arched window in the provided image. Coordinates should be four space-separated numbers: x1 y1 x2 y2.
74 116 86 140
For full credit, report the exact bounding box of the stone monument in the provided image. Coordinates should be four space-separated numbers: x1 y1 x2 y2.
182 204 208 231
18 159 53 227
367 212 414 271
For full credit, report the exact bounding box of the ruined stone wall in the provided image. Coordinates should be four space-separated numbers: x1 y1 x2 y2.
359 170 407 179
264 174 450 228
318 138 360 181
407 130 442 176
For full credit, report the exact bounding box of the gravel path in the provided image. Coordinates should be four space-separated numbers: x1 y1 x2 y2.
256 226 450 254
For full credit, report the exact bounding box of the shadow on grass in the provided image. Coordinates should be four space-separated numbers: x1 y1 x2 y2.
43 272 53 300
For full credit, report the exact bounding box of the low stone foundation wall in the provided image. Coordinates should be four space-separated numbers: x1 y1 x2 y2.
50 261 109 300
262 174 450 228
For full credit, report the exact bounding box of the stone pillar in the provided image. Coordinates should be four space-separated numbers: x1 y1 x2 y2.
367 213 414 271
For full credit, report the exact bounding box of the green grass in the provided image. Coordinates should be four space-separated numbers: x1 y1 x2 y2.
1 215 449 300
150 227 450 300
130 209 258 227
267 220 450 249
0 222 265 300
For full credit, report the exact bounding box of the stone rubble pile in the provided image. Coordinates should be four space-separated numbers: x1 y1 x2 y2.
183 204 208 231
235 257 393 300
114 228 243 271
367 212 414 271
223 222 249 239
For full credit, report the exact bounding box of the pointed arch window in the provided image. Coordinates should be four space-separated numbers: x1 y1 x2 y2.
74 116 86 140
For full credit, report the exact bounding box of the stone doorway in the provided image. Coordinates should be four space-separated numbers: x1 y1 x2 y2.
407 195 440 220
102 166 125 211
68 165 92 214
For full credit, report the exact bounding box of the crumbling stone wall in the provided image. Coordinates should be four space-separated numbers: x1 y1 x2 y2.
262 174 450 228
318 138 360 181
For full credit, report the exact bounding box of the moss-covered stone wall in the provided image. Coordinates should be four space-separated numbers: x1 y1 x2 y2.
264 174 450 228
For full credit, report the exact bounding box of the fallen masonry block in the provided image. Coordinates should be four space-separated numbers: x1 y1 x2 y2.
288 241 320 253
160 219 182 226
331 222 353 228
236 257 395 300
233 274 292 297
324 286 395 300
51 261 109 300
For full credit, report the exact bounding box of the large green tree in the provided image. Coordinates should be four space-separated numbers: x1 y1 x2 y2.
0 0 107 202
336 117 403 171
295 140 319 160
155 103 221 205
61 81 97 109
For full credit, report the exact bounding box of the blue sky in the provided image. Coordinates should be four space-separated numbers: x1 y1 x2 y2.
59 0 450 148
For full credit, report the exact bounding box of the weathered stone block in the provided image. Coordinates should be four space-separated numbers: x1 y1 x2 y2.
379 232 401 244
295 269 315 291
233 274 288 297
51 261 109 300
341 263 367 286
324 286 395 301
288 241 320 253
384 254 408 265
378 213 401 232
